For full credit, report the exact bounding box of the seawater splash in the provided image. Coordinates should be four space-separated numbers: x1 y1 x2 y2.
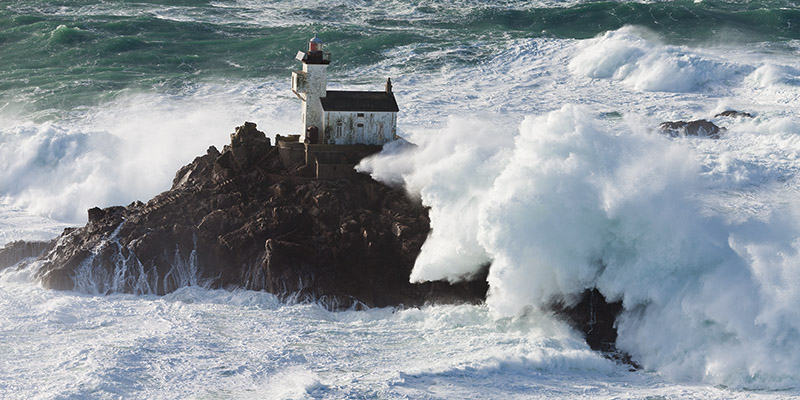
748 63 800 88
359 104 800 388
0 83 296 224
361 117 515 281
70 223 210 295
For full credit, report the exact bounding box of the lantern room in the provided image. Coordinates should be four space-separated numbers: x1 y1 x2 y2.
309 34 323 52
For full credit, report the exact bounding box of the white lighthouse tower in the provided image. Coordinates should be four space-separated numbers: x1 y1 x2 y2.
291 35 330 144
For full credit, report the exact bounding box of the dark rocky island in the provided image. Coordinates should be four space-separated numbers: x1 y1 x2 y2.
0 122 624 360
20 123 487 308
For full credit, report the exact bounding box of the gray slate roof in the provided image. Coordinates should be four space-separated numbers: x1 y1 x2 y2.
320 91 399 112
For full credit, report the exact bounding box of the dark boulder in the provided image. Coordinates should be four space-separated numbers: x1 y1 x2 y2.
659 119 725 139
553 289 621 352
714 110 754 119
553 288 638 368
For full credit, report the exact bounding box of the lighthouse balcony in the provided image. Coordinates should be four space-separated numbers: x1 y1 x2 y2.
292 70 308 94
303 51 331 65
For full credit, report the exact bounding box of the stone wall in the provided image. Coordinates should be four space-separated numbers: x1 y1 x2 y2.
276 134 305 168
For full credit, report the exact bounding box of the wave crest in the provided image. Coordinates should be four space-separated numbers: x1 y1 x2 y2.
569 26 741 92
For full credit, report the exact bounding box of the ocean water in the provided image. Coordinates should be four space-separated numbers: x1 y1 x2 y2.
2 0 800 398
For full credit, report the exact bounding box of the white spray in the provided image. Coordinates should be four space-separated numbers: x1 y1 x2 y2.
359 102 800 388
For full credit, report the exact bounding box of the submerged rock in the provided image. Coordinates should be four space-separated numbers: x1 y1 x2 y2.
714 110 754 119
658 119 725 139
32 122 488 308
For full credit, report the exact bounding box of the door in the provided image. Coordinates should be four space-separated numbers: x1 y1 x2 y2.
356 123 365 143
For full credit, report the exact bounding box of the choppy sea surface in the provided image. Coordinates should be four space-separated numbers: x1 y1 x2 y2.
2 0 800 398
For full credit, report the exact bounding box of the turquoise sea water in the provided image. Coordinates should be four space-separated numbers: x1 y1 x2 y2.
2 0 799 118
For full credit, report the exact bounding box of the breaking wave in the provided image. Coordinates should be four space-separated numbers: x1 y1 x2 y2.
360 104 800 389
568 26 744 92
0 83 296 224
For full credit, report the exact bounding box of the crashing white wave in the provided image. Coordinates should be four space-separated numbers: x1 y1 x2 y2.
748 63 800 88
359 103 800 388
0 81 296 224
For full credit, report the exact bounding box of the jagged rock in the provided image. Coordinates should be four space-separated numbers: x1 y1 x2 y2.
172 146 222 189
87 207 105 222
228 121 272 172
714 110 754 118
553 289 621 352
659 119 725 139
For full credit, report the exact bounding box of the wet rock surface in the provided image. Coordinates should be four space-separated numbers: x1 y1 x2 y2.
0 240 54 270
554 289 622 353
714 110 754 119
32 122 488 308
552 289 637 367
658 119 725 138
658 110 753 139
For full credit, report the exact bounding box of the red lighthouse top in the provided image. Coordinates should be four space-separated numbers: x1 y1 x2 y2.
297 35 330 65
309 35 323 52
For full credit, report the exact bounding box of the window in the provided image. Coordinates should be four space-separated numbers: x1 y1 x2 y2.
357 113 365 118
336 121 343 138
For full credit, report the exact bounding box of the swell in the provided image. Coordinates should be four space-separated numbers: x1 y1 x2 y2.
467 0 800 42
3 0 799 115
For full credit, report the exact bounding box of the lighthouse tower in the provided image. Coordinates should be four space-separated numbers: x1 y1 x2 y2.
291 35 330 143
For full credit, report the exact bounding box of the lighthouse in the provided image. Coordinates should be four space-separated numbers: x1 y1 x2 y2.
282 35 399 179
291 35 398 146
291 35 330 144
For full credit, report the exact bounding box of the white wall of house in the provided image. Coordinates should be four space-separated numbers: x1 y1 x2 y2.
322 111 396 145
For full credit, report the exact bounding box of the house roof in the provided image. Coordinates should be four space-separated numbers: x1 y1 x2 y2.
320 90 399 112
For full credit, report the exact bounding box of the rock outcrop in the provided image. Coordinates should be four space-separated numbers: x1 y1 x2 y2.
0 240 53 270
658 119 725 138
714 110 754 119
551 289 636 366
32 122 488 308
658 110 753 139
